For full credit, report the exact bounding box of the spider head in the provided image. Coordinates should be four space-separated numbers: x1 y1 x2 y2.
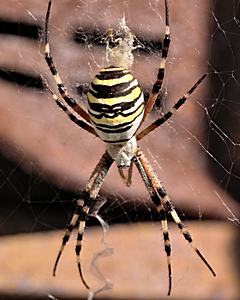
106 136 137 168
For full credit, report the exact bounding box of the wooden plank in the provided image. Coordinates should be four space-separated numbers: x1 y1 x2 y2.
0 222 238 299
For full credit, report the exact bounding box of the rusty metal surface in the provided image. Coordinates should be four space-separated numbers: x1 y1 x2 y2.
0 1 239 299
0 222 238 299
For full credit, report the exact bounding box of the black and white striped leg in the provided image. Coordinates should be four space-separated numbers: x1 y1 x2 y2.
75 152 113 288
53 151 113 290
133 153 172 295
154 176 217 281
41 76 97 136
44 0 91 123
53 209 79 277
137 73 207 140
143 0 171 121
169 208 216 278
134 149 216 295
159 210 172 296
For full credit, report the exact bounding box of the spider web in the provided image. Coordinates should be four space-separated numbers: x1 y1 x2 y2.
0 0 239 299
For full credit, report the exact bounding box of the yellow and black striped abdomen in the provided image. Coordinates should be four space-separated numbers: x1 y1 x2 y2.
87 67 144 143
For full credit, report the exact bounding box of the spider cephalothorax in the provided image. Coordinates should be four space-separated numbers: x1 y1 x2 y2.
43 0 216 296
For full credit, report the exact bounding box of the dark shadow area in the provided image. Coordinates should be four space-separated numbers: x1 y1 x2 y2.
0 18 42 90
0 152 75 235
0 19 39 39
1 151 216 236
208 1 240 290
0 68 43 89
208 0 240 204
73 26 162 55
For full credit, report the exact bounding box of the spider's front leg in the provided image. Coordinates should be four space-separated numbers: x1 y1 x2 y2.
142 0 170 122
44 0 91 123
133 148 216 296
53 151 113 289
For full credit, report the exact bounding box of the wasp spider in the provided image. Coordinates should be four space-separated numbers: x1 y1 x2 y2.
44 0 216 295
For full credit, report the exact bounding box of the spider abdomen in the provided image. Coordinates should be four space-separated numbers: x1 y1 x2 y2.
87 66 144 143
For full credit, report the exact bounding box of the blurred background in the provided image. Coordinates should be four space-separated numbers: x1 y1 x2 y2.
0 0 239 299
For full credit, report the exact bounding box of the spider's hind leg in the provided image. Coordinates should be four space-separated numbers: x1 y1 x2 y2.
134 148 216 295
53 151 113 290
158 208 172 295
169 206 216 278
133 150 172 295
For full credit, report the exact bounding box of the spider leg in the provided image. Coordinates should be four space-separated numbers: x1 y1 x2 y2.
75 197 90 289
133 152 172 295
137 73 207 140
41 75 97 136
160 211 172 295
53 211 78 277
134 148 216 295
53 151 113 290
44 0 91 123
75 151 113 288
142 0 170 122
